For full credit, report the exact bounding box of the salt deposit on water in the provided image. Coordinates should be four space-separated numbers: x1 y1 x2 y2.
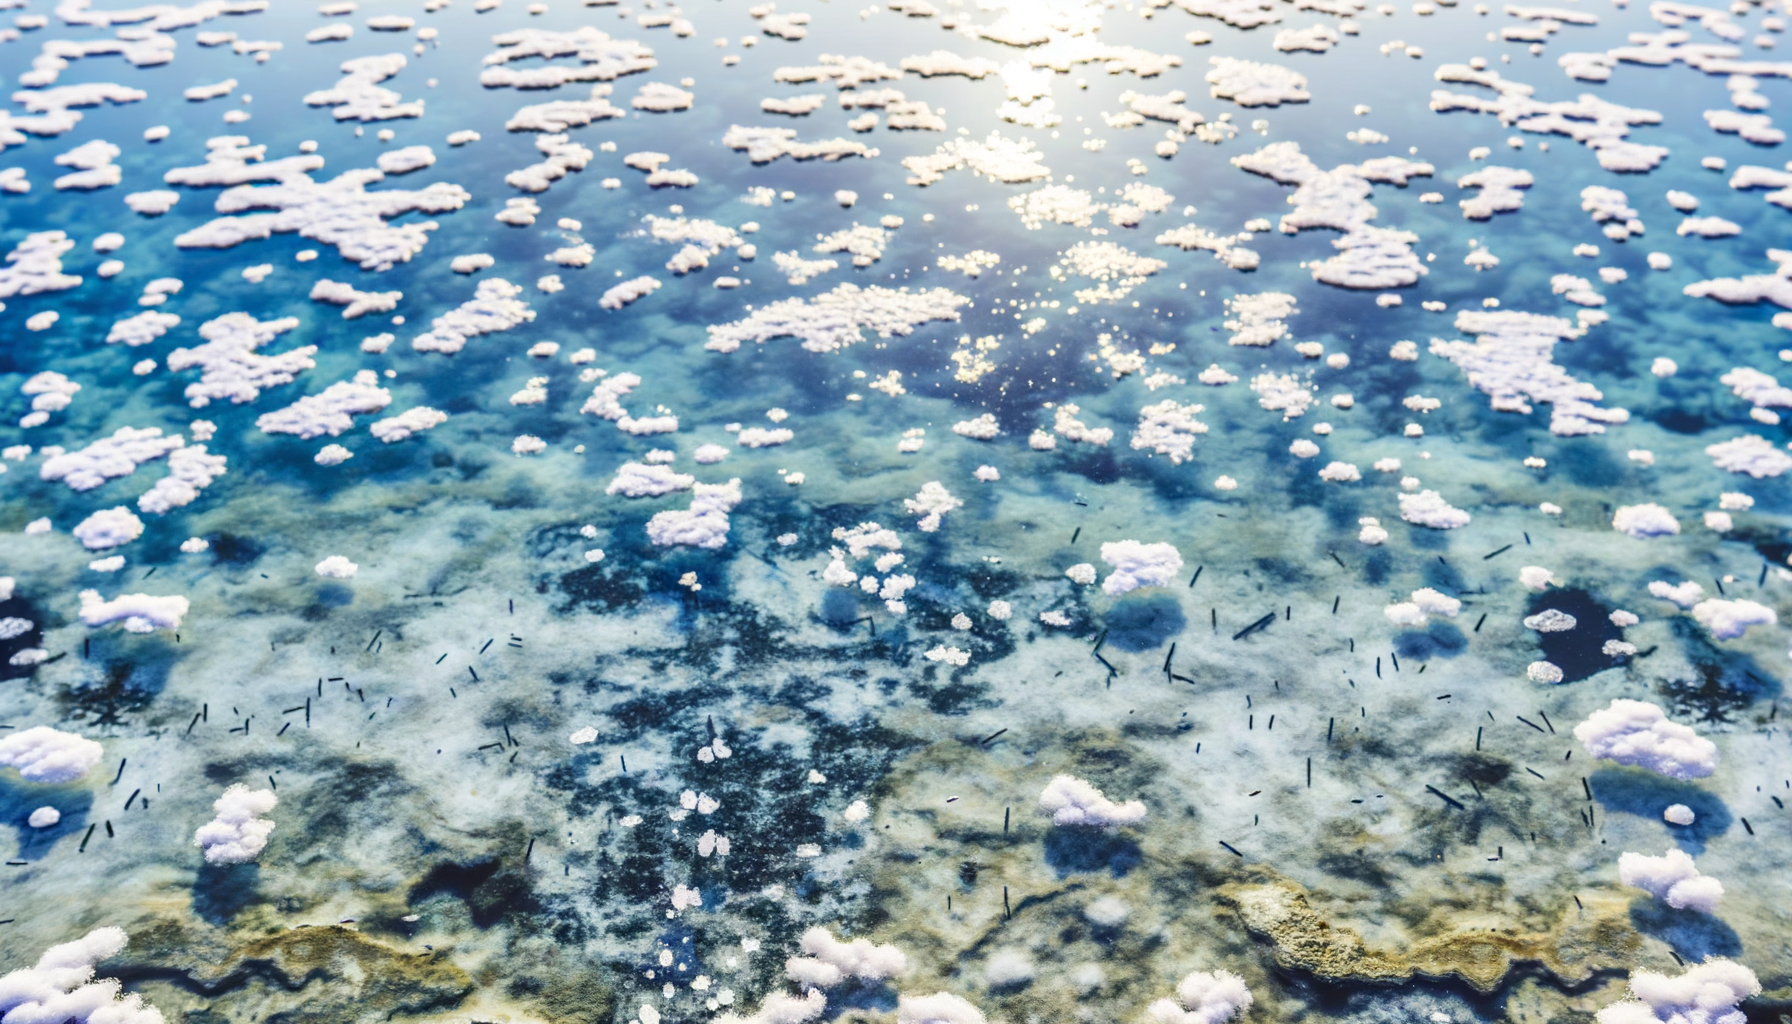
0 0 1788 1021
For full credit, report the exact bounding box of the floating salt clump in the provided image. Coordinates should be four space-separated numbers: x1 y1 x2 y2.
1705 434 1792 477
315 444 352 466
1289 439 1320 458
1612 503 1679 538
1357 517 1388 545
1691 598 1775 639
1525 608 1577 632
1147 970 1252 1024
1458 165 1532 219
707 284 967 353
1066 563 1097 585
1574 698 1717 779
905 482 962 532
0 232 81 299
1594 961 1758 1024
370 407 447 443
1398 490 1470 529
1098 541 1182 595
1519 566 1557 590
898 993 986 1024
195 785 277 864
924 645 971 667
953 414 1001 440
315 555 358 579
71 507 144 551
1039 775 1146 826
1648 581 1704 609
1664 804 1695 825
1618 848 1724 912
1432 311 1627 436
0 726 103 782
0 927 165 1024
1527 661 1565 684
27 806 59 828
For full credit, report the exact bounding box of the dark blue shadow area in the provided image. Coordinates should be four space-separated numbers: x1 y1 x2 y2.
1591 766 1732 852
1394 620 1468 660
1528 588 1622 683
1103 593 1186 652
0 775 92 862
192 862 262 924
1628 899 1741 961
1043 827 1141 878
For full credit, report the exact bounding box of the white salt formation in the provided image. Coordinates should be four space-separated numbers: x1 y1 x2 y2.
78 591 188 633
0 927 165 1024
1098 541 1183 595
1039 775 1146 826
1431 311 1628 436
1618 849 1724 913
0 726 103 783
707 285 967 353
413 280 535 353
1595 962 1757 1024
194 784 277 864
1574 699 1717 779
1147 971 1253 1024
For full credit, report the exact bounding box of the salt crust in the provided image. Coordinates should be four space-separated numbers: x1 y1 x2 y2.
0 230 80 297
505 85 625 133
725 125 879 164
898 993 986 1024
1573 698 1717 778
953 415 1001 440
1231 142 1432 289
607 462 693 496
194 785 276 864
1691 597 1776 639
0 925 165 1024
256 371 391 439
1131 401 1207 463
1704 433 1791 476
775 54 901 89
51 138 120 190
647 478 742 549
1249 373 1314 419
1457 165 1532 218
310 279 400 319
1430 64 1666 172
163 136 323 189
480 27 657 88
737 427 793 447
1682 248 1792 322
376 145 435 175
1224 292 1296 346
412 278 534 353
78 589 188 632
1612 502 1678 537
1099 540 1182 594
175 153 469 271
903 132 1047 186
601 275 660 309
168 312 313 407
707 283 967 353
369 406 447 443
139 445 226 515
1039 774 1146 826
1430 310 1628 436
505 133 592 193
1595 961 1757 1024
41 426 182 490
648 215 742 274
1147 971 1252 1024
904 481 961 531
1206 57 1310 106
0 725 102 782
303 53 422 121
107 310 179 345
1398 489 1471 528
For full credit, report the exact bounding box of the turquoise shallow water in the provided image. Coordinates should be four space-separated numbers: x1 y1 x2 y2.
0 0 1789 1023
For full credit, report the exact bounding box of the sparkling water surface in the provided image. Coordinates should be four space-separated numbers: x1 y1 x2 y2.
0 1 1788 1024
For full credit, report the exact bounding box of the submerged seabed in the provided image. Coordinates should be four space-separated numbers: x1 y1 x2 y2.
0 0 1789 1022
